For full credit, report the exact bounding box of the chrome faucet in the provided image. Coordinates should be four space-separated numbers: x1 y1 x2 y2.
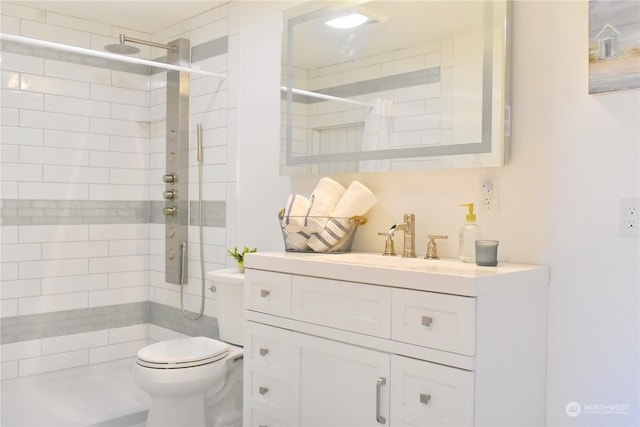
378 214 416 258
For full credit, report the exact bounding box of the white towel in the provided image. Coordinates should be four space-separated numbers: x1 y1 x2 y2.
307 177 345 217
282 194 310 232
331 181 377 218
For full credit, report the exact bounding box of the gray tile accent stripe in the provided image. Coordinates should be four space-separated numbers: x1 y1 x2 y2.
1 200 150 225
1 36 229 76
1 199 226 227
286 67 441 104
149 303 219 339
191 36 229 63
149 200 226 227
0 302 149 344
189 200 226 227
1 302 219 345
1 39 151 75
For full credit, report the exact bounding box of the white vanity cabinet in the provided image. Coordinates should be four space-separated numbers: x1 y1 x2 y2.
243 252 549 426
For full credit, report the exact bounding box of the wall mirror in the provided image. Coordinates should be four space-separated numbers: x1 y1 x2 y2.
280 0 511 175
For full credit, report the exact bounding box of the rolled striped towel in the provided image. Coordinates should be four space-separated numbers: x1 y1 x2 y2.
283 230 311 251
308 177 345 217
283 194 310 232
306 218 353 252
331 181 377 218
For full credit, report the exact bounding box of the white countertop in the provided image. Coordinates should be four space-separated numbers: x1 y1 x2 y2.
244 251 549 296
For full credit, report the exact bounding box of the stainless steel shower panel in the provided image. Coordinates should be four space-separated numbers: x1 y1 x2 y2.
164 38 190 285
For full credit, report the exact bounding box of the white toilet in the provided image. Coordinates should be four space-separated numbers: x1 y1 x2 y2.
134 269 245 427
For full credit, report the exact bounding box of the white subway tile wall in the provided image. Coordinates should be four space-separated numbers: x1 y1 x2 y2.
0 3 234 378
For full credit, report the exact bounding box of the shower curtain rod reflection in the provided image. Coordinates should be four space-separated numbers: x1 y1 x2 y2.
0 33 226 79
281 86 372 108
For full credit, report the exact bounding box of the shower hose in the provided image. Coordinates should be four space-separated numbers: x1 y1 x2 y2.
180 124 206 320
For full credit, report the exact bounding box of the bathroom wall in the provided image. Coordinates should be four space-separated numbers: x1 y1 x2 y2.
0 2 234 378
236 1 639 426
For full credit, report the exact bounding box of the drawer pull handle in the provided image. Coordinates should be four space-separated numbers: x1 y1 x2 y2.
260 289 270 298
421 315 433 327
259 386 269 395
259 347 269 356
420 393 431 405
376 377 386 424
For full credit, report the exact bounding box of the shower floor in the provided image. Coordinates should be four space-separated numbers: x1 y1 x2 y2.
1 358 150 427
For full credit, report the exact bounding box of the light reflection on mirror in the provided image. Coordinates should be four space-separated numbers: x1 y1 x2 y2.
280 0 511 175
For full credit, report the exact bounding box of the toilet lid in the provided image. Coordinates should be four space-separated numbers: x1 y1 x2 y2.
137 336 230 369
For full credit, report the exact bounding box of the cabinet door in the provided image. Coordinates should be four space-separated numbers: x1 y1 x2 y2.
390 355 474 426
291 332 390 426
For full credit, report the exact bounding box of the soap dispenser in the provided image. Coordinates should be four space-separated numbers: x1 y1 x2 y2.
459 203 480 263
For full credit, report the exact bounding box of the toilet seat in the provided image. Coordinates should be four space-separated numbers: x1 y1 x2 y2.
137 336 230 369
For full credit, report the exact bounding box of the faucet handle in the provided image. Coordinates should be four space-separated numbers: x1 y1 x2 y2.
377 232 397 256
425 235 448 260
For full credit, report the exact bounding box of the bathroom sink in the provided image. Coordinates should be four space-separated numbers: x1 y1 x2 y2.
314 252 493 276
245 251 550 296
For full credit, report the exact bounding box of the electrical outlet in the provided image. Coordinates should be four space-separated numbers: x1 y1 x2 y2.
620 198 639 237
482 178 499 211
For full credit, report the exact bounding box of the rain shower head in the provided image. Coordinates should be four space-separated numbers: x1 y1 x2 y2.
104 34 141 55
104 33 176 56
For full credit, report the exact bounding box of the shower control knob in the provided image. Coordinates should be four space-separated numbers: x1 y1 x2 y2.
163 190 176 200
163 174 176 183
163 206 177 216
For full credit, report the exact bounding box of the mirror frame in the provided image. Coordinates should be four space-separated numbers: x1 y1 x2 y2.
281 0 512 173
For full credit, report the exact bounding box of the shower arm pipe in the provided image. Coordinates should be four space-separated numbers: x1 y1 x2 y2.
0 33 226 79
119 34 176 52
281 86 372 108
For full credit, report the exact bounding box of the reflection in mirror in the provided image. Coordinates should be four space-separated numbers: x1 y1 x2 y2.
281 0 511 175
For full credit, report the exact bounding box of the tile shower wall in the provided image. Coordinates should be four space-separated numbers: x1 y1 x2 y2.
282 32 483 174
0 3 234 379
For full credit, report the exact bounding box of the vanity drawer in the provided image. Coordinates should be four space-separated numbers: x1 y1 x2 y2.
245 270 292 317
391 289 476 355
244 368 289 421
292 276 391 338
391 355 474 426
244 321 290 373
244 406 282 427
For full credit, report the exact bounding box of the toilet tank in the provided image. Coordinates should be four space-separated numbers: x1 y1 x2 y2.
206 269 245 346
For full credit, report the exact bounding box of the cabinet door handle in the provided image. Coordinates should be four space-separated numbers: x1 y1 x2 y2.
421 315 433 327
259 386 269 395
376 377 386 424
420 393 431 405
260 289 270 298
259 347 269 356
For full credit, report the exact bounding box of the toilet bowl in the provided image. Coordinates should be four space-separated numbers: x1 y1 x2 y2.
134 269 245 427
